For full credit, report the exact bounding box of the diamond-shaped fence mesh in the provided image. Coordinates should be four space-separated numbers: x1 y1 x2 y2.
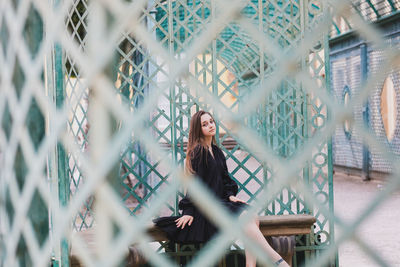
1 0 400 266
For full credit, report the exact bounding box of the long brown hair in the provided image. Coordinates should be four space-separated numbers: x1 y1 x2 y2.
185 110 217 173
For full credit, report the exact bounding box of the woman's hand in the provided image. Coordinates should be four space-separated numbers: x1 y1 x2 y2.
229 195 246 203
175 215 194 229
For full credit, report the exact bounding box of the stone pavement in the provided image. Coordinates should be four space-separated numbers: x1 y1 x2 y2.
334 173 400 267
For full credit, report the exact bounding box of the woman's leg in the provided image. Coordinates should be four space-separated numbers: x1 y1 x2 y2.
244 218 258 267
242 216 290 267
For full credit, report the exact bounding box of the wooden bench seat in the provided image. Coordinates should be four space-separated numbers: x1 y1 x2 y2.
71 214 316 267
257 214 316 236
146 214 316 241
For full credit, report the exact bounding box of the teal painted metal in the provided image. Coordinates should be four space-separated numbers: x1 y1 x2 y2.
51 258 60 267
50 0 70 266
52 3 70 265
365 0 381 18
54 40 70 267
324 27 338 266
3 0 399 266
211 0 220 148
330 0 400 37
155 0 301 74
167 0 180 217
386 0 397 12
58 0 334 265
361 43 370 181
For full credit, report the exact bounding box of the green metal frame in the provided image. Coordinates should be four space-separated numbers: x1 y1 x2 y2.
331 0 400 37
60 0 334 266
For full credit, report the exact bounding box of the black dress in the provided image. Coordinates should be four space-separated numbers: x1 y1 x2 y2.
153 144 247 244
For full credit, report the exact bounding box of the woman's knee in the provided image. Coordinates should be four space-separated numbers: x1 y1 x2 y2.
247 217 259 229
240 212 259 227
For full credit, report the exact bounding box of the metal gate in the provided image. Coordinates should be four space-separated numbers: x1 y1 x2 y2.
2 0 397 266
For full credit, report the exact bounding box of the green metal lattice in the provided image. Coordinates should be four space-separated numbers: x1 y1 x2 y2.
3 0 399 266
60 0 334 266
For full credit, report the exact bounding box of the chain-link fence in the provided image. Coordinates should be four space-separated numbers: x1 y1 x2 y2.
1 0 399 266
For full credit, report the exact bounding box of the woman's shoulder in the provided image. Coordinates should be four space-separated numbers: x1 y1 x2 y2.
212 144 225 157
211 144 219 150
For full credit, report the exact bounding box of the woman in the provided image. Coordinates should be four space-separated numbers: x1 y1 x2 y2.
154 110 289 267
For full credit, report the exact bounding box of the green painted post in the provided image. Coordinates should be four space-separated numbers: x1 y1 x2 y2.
364 0 381 18
361 43 370 181
278 82 287 157
50 0 70 265
259 0 270 200
324 21 338 266
167 0 179 218
386 0 397 12
300 0 313 264
211 0 219 146
54 41 70 267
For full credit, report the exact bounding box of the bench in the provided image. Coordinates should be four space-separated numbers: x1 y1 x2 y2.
70 214 315 266
127 214 316 267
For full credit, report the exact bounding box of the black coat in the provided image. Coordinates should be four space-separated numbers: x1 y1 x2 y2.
153 144 246 244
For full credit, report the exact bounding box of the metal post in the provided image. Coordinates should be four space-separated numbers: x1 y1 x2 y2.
47 0 70 265
324 27 338 267
54 42 70 267
212 0 219 145
361 43 370 181
167 0 179 217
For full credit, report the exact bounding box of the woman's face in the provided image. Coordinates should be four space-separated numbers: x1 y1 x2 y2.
200 113 216 138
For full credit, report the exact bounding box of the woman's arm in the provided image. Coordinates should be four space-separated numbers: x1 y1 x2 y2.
221 151 239 199
229 195 246 203
179 196 194 216
178 145 203 216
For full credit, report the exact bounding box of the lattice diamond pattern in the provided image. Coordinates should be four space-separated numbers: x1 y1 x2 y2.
0 15 9 58
0 1 54 265
66 0 88 48
3 0 400 266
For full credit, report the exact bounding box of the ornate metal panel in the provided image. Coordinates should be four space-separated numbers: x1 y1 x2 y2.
63 0 332 264
2 0 399 266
